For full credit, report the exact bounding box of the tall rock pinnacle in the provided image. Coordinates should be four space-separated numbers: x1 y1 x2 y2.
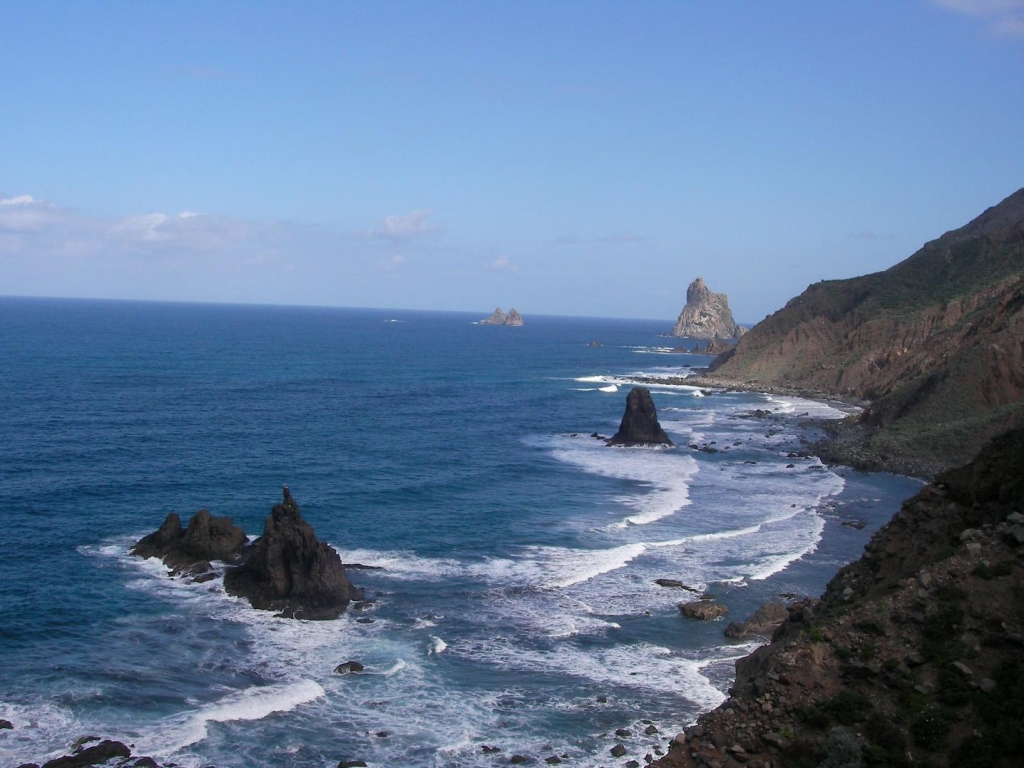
670 277 746 340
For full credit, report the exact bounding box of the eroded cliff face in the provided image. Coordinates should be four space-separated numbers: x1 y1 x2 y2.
670 278 746 340
654 429 1024 768
705 188 1024 472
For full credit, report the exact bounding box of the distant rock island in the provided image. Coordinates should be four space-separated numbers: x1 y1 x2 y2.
696 186 1024 474
607 386 673 447
478 307 524 326
133 487 362 620
669 277 746 340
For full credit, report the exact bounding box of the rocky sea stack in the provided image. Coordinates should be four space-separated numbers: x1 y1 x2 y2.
479 307 506 325
133 487 361 620
131 509 246 573
224 486 362 619
607 386 673 447
670 277 746 341
478 307 524 326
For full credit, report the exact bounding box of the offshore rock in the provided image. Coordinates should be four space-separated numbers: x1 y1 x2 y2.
478 307 506 325
504 308 524 326
607 387 673 447
669 277 746 340
224 486 361 619
131 509 247 569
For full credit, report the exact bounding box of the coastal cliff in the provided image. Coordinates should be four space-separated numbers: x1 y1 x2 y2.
653 428 1024 768
697 188 1024 474
670 278 746 340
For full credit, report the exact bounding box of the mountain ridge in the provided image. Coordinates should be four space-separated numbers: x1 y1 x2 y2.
696 187 1024 474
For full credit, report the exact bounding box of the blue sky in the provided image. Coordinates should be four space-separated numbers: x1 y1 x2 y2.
2 1 1022 323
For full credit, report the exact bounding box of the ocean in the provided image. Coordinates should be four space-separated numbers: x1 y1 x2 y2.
0 297 921 767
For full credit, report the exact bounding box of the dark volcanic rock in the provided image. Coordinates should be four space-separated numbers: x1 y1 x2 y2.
41 740 131 768
607 387 673 447
132 509 246 569
224 487 361 619
679 601 728 620
723 601 788 639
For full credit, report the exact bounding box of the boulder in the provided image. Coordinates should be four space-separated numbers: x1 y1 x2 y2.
334 661 365 674
679 601 729 620
132 509 246 569
724 602 789 638
41 740 131 768
607 387 673 447
224 487 361 619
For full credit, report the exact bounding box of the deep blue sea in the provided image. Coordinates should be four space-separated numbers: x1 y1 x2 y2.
0 297 921 768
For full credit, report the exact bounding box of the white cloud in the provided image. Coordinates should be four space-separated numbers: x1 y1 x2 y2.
486 255 519 272
0 194 299 261
379 254 407 272
933 0 1024 37
370 209 439 241
0 195 38 205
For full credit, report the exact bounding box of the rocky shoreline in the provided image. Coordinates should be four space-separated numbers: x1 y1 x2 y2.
637 371 936 478
651 428 1024 768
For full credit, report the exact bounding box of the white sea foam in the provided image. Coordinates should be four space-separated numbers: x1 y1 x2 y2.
137 680 325 756
379 659 407 676
598 384 618 393
549 435 699 528
429 636 447 654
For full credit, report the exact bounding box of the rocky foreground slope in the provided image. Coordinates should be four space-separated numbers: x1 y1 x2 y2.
697 188 1024 473
653 428 1024 768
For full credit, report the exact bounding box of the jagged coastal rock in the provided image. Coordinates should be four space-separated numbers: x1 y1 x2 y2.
133 487 361 620
131 509 247 571
479 307 506 325
607 387 673 447
478 307 524 325
669 277 746 340
698 187 1024 473
653 428 1024 768
223 486 362 619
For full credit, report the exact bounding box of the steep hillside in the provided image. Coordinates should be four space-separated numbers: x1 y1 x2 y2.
704 188 1024 473
654 428 1024 768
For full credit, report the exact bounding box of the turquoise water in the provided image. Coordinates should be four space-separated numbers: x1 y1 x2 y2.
0 297 920 767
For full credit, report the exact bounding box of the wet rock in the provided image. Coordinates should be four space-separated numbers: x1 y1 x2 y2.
679 601 729 620
224 487 361 619
654 579 699 591
337 761 367 768
610 743 628 757
607 387 673 447
645 724 659 735
616 728 632 737
132 509 246 568
510 755 531 764
0 719 12 729
41 740 131 768
724 602 788 639
334 661 365 674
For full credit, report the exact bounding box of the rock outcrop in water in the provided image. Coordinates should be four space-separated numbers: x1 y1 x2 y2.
479 307 506 325
504 308 524 326
670 278 746 340
653 428 1024 768
607 387 673 447
223 486 361 619
131 509 246 570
